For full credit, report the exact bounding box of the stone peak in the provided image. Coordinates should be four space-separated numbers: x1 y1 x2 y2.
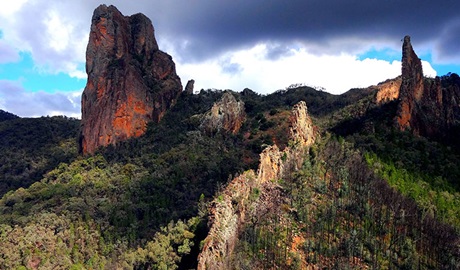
403 35 411 44
289 101 315 146
92 4 122 18
402 35 424 80
80 5 182 154
93 4 151 23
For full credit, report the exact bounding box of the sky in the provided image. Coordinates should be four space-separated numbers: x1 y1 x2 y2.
1 0 459 118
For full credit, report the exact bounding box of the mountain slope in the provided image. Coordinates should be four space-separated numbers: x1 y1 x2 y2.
1 80 459 268
0 116 80 197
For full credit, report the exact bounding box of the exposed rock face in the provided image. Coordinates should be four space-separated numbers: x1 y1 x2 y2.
289 101 316 146
258 101 315 184
80 5 182 154
197 101 316 269
200 92 246 134
197 171 255 270
375 77 402 104
257 144 283 184
396 35 426 132
395 35 460 137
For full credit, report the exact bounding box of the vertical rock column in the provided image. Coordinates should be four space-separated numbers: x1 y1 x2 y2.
80 4 182 154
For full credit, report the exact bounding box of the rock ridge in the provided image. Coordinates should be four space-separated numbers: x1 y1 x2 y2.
80 4 182 154
197 101 316 269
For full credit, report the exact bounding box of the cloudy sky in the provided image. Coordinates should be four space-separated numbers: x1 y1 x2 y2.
1 0 459 118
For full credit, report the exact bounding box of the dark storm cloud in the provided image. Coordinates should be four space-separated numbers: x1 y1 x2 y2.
436 20 460 62
0 80 81 117
264 43 295 61
117 0 460 63
3 1 92 73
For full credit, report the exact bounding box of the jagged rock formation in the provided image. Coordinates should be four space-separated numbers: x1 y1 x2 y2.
80 5 182 154
375 77 402 104
396 36 460 137
197 101 315 269
184 79 195 95
258 101 315 184
200 92 246 135
396 35 426 132
198 171 256 270
289 101 316 146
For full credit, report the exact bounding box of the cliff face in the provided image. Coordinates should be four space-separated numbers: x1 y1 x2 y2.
197 101 315 269
375 77 402 104
396 36 460 137
80 5 182 154
200 92 246 135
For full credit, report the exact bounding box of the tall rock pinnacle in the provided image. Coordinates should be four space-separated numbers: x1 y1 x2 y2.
80 5 182 154
396 35 460 139
396 35 425 131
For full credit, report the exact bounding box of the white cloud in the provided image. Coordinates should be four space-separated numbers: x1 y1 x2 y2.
421 61 437 78
0 80 81 118
0 1 443 119
0 1 89 78
176 43 417 95
0 0 29 17
44 10 73 53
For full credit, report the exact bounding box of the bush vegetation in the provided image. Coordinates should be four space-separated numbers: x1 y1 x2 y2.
0 84 459 268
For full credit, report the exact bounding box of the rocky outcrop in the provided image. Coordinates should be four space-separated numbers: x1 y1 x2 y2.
395 36 460 137
375 77 402 104
200 92 246 135
396 35 426 132
80 5 182 154
184 79 195 95
289 101 316 146
197 171 256 270
258 101 315 183
197 101 316 269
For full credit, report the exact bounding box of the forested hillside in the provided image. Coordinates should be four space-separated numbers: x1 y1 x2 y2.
0 115 80 196
1 83 459 269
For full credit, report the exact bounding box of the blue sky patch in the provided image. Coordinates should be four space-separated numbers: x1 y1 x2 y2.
0 52 86 92
359 48 460 77
417 52 460 77
357 48 400 62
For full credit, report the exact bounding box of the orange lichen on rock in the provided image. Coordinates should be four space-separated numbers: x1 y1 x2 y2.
111 94 150 141
396 100 412 131
80 5 182 154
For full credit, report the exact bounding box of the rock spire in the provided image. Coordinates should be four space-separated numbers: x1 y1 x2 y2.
396 35 460 138
80 5 182 154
